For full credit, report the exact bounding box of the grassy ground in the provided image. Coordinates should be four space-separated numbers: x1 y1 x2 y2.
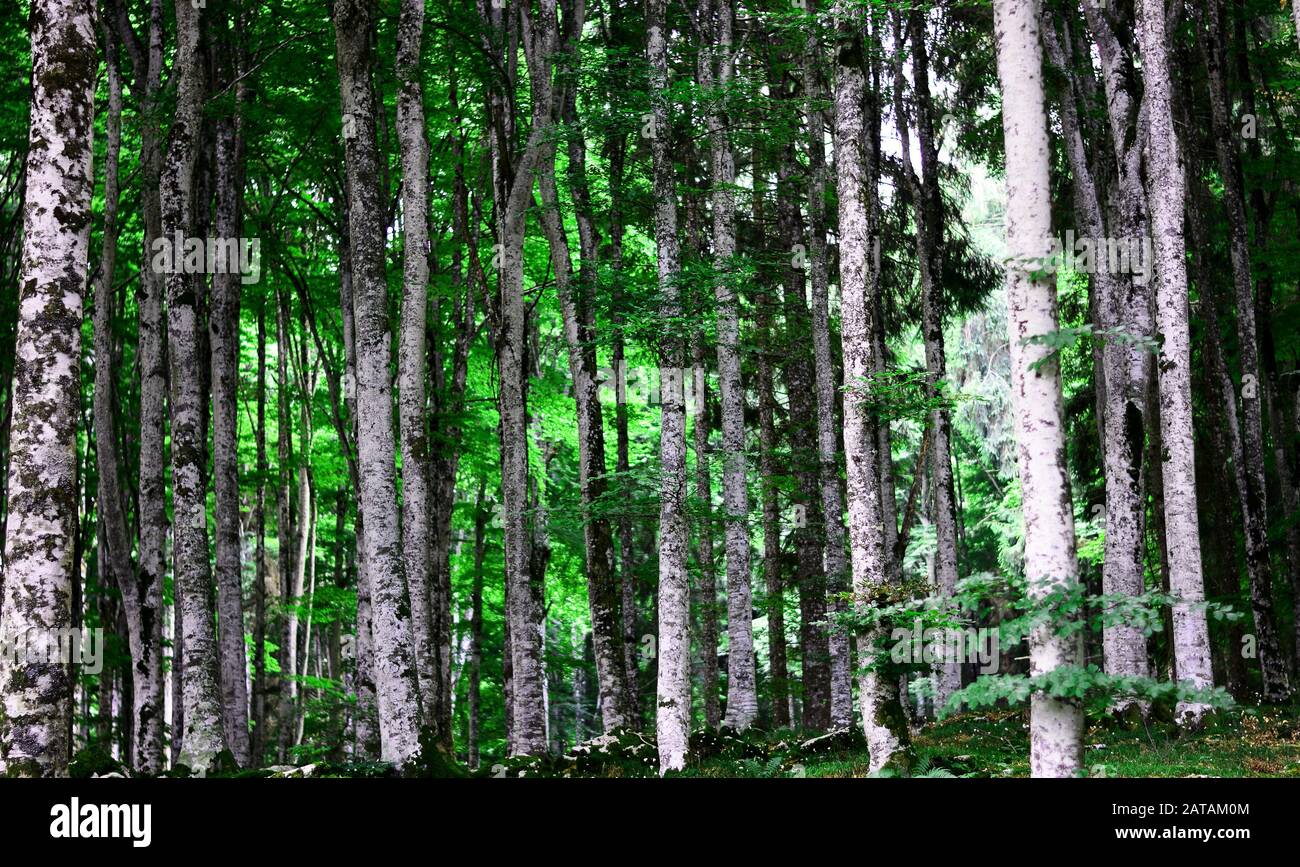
476 703 1300 779
802 705 1300 778
74 703 1300 778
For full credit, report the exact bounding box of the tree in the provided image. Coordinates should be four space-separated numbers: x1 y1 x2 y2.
533 0 635 731
893 8 961 708
648 0 690 773
162 0 227 770
211 7 252 766
104 0 168 776
695 0 757 731
834 0 911 773
0 0 96 778
804 0 852 727
1139 0 1216 721
333 0 423 764
993 0 1082 777
395 0 440 731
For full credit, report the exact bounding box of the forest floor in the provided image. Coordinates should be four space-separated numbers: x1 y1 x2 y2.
472 703 1300 779
73 703 1300 779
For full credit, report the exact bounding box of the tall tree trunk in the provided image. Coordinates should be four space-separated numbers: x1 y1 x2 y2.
468 480 487 768
105 0 168 776
994 0 1083 776
287 337 315 748
1138 0 1218 722
532 0 633 731
774 103 830 731
609 135 642 721
95 20 167 774
699 0 757 731
338 226 378 759
163 0 226 770
895 9 962 709
756 264 789 728
0 0 95 777
804 2 852 727
275 288 295 761
692 337 721 728
834 1 911 773
1196 0 1292 702
333 0 423 763
648 0 690 772
1042 7 1152 699
211 40 251 766
253 296 269 762
486 0 550 758
428 68 479 753
395 0 439 732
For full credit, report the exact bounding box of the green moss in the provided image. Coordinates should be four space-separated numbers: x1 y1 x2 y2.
69 746 126 779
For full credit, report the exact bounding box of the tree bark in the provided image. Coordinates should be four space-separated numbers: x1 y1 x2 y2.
162 0 227 770
0 0 95 777
252 295 269 762
395 0 439 732
210 32 251 765
333 0 423 764
756 256 789 728
1043 7 1152 698
95 20 168 775
468 481 488 768
894 9 961 708
531 0 634 731
804 3 853 727
1139 0 1218 722
609 132 642 721
648 0 691 772
698 0 757 731
105 0 168 776
775 106 830 731
1196 0 1292 702
834 1 911 772
274 287 295 761
487 0 551 757
994 0 1083 776
692 337 721 728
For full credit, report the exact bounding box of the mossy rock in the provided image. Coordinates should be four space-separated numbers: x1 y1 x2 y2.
475 752 556 778
312 760 402 778
561 727 658 777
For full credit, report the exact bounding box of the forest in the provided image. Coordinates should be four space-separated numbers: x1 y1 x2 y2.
1 0 1300 785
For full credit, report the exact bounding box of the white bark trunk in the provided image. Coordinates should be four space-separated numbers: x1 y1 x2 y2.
163 0 227 771
993 0 1083 777
211 71 251 766
1139 0 1216 721
333 0 424 764
700 0 758 732
804 5 853 728
0 0 95 777
648 0 690 772
834 2 912 772
395 0 439 730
